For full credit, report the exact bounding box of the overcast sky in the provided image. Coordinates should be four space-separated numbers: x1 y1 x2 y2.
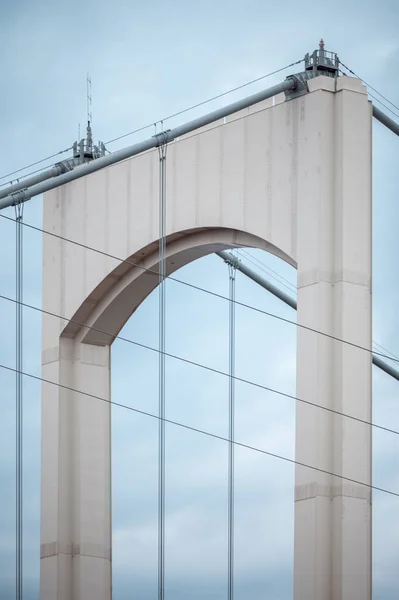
0 1 398 598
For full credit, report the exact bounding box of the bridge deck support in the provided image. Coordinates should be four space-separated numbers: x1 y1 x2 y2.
294 76 372 599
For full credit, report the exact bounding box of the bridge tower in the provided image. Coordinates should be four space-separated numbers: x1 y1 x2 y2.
39 43 372 599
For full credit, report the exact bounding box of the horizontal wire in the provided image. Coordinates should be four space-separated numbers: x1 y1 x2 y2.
0 291 398 439
0 361 397 499
0 212 396 366
105 60 303 145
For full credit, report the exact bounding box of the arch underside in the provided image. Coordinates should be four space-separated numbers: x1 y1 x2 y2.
64 227 296 346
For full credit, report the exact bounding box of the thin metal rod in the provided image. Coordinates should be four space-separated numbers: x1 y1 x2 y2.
157 140 167 600
15 203 23 600
217 251 399 382
0 79 296 210
227 263 236 600
372 106 399 136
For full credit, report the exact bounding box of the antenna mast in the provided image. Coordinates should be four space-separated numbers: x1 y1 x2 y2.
72 73 106 161
87 73 92 127
86 73 93 151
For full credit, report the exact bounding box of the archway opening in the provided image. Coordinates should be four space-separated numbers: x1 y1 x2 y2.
110 247 297 599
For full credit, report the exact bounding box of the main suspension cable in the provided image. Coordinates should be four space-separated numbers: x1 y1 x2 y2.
2 57 398 195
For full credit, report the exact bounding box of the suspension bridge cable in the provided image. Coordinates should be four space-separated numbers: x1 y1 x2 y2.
339 60 399 114
1 97 278 202
0 164 61 190
368 92 399 120
0 292 398 439
105 60 304 146
0 361 397 499
227 262 236 600
157 136 167 600
0 148 72 184
4 56 395 194
2 57 396 193
0 212 396 367
14 202 23 600
0 60 302 193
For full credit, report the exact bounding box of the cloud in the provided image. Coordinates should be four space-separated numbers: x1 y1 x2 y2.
1 1 399 598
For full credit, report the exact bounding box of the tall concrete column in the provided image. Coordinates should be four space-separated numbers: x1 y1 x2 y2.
294 77 372 599
40 337 111 600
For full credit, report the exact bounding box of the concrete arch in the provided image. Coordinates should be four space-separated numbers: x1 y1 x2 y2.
65 227 293 345
40 76 372 600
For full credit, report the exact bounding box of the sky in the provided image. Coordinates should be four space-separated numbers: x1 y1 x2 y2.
0 0 399 598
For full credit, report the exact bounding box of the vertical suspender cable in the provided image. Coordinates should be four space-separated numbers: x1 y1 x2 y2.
158 133 167 600
15 201 24 600
228 263 236 600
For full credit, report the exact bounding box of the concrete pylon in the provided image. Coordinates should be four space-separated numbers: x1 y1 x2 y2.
40 338 111 600
294 76 372 599
40 75 371 599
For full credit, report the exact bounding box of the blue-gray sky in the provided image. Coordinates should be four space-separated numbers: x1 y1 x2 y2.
0 1 398 598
